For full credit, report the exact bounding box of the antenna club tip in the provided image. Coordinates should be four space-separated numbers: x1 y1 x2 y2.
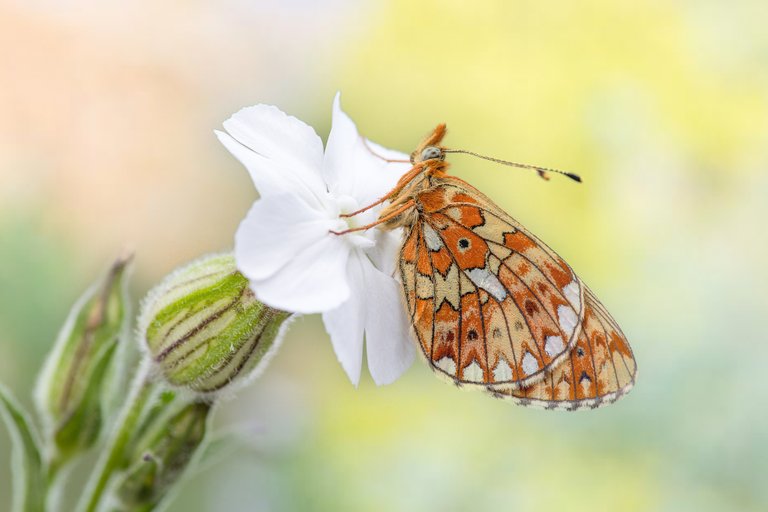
566 173 582 183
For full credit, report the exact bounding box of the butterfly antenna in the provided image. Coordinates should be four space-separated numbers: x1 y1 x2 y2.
442 149 581 183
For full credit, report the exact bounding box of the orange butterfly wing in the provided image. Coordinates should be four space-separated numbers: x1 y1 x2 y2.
489 287 637 409
400 175 586 389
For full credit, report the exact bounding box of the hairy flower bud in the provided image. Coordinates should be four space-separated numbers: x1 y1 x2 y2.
114 398 211 510
34 255 132 462
140 254 290 393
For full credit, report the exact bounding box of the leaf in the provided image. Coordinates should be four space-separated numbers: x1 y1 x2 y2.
0 384 46 512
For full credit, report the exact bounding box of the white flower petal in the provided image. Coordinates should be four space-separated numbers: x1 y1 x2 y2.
245 230 352 314
222 95 418 385
322 93 361 197
359 138 412 198
356 139 411 202
235 193 337 282
365 227 403 277
322 254 367 387
363 138 412 165
323 93 412 209
217 104 326 208
361 259 415 385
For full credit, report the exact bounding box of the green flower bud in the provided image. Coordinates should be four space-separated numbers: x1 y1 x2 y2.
114 398 211 511
34 255 132 462
140 253 291 393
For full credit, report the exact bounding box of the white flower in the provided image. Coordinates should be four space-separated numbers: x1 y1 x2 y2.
215 94 415 386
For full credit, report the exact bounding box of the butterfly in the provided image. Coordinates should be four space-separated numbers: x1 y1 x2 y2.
336 125 636 410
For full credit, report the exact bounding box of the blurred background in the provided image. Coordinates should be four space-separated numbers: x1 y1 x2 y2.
2 0 767 510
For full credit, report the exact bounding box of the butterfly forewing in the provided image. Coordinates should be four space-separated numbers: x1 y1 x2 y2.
489 287 637 410
400 176 586 389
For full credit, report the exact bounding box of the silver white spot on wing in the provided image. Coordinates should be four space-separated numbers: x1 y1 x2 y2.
423 222 443 251
466 268 507 301
544 335 565 357
563 280 580 308
557 305 578 338
463 360 484 382
435 356 456 375
493 358 513 382
579 374 593 396
521 352 539 375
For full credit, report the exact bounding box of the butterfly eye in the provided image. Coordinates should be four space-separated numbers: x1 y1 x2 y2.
420 146 443 161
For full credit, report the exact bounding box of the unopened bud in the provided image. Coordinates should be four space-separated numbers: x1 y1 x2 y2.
140 253 290 393
114 400 210 510
34 255 132 461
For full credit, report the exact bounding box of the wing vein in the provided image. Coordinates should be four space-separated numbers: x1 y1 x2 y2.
591 306 624 394
455 252 463 381
421 215 536 386
477 286 490 384
433 212 564 341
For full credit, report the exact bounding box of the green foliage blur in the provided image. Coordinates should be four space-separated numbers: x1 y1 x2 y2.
1 1 767 510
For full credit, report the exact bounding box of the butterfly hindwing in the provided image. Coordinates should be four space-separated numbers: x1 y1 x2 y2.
400 176 586 389
489 287 637 410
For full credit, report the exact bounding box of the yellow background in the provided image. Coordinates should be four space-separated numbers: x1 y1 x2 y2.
2 1 767 510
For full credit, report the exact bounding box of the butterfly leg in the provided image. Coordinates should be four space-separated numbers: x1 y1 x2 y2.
330 199 416 235
339 196 389 218
340 164 425 218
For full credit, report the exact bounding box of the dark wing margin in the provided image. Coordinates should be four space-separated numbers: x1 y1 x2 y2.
489 287 637 410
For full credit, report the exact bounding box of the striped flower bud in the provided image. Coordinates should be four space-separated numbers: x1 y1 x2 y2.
114 399 211 511
139 254 290 394
34 255 132 462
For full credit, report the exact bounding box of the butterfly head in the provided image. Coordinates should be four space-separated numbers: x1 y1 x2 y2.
417 145 444 162
411 124 448 165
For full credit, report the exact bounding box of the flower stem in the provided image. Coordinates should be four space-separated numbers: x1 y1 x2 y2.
77 360 155 512
44 459 68 512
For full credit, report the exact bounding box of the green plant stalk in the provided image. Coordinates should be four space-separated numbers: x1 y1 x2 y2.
77 360 155 512
0 384 46 512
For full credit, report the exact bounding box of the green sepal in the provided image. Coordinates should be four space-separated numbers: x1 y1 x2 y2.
0 384 46 512
113 399 211 510
51 343 117 462
35 255 132 464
